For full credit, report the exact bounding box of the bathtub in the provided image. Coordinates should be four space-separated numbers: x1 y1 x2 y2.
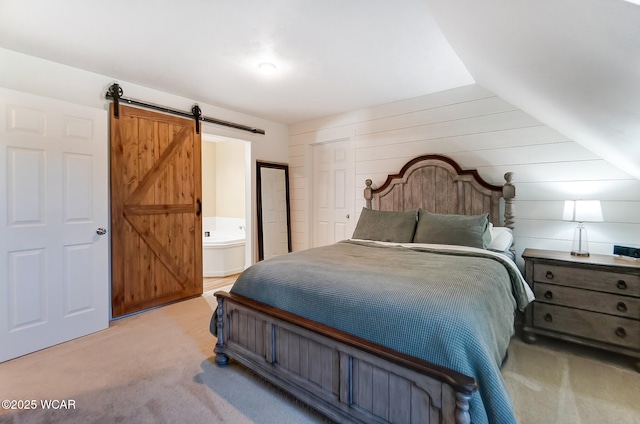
202 217 246 277
203 233 245 277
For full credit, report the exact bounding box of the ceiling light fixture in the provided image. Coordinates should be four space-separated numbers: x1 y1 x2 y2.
258 62 276 75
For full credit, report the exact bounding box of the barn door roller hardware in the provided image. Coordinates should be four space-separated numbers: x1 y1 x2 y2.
106 83 265 135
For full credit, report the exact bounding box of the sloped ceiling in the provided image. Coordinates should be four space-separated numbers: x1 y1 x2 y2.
425 0 640 179
0 0 473 124
0 1 638 178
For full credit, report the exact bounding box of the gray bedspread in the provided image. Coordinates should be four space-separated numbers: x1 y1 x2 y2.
223 240 529 424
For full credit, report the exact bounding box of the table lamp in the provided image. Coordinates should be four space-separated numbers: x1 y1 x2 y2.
562 200 603 257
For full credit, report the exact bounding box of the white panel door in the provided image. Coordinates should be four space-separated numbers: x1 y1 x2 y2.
312 139 354 247
0 88 109 362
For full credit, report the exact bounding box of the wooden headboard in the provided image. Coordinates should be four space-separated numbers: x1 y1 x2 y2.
364 154 515 231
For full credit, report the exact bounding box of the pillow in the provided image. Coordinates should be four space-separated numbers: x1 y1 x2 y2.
413 209 491 249
352 207 418 243
487 224 513 252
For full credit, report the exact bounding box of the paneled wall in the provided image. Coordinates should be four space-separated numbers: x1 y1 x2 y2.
289 84 640 267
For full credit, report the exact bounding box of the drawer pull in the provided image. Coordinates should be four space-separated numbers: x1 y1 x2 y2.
616 302 627 312
544 313 553 322
545 271 554 280
617 280 627 290
615 327 627 338
544 291 553 300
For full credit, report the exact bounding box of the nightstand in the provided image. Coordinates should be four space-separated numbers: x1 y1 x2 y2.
521 248 640 371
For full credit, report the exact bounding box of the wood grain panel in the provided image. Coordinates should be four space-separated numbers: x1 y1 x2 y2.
238 308 248 347
308 339 322 386
215 293 475 424
355 359 373 412
110 105 202 317
533 303 640 349
369 155 505 227
288 332 301 375
299 337 310 380
320 344 335 392
372 366 390 420
533 263 640 296
534 282 640 319
247 313 256 352
278 326 289 368
389 374 411 423
411 384 431 423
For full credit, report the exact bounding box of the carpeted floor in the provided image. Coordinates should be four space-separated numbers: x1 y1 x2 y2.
0 292 638 424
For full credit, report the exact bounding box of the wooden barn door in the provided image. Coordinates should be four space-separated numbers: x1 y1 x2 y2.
110 105 202 318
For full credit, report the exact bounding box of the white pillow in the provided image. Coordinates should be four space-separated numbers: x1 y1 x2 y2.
487 224 513 251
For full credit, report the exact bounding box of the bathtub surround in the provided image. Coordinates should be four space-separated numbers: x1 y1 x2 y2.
202 217 246 277
202 217 246 239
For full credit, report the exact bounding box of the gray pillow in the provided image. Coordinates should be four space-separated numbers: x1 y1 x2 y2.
352 207 418 243
413 209 491 248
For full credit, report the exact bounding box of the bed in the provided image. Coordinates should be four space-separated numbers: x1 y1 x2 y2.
211 154 532 424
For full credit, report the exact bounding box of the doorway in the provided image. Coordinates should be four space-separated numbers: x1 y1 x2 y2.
201 132 251 292
311 138 355 247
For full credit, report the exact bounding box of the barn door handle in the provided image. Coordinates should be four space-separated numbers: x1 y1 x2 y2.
196 198 202 217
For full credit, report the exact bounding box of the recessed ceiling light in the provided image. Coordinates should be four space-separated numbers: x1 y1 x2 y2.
258 62 276 75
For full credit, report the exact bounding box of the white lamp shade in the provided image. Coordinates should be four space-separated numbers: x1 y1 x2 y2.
562 200 603 222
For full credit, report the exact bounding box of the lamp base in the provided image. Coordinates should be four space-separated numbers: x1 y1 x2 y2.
571 250 590 257
570 224 590 257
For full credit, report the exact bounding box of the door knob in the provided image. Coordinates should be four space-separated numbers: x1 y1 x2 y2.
346 214 350 219
96 228 107 235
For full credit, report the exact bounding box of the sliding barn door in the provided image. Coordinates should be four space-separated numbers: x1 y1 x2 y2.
110 105 202 318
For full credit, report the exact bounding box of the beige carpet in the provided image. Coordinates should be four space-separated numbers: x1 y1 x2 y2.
0 293 328 424
0 293 638 424
503 335 640 424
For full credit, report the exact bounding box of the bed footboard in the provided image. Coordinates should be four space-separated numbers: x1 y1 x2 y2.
214 292 476 424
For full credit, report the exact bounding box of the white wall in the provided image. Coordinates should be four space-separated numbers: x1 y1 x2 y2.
202 141 217 217
215 141 246 218
289 84 640 268
0 47 289 266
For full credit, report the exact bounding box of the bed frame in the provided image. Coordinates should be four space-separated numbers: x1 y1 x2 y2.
214 154 515 424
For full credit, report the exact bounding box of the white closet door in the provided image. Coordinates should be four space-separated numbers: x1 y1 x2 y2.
312 138 354 247
0 88 109 362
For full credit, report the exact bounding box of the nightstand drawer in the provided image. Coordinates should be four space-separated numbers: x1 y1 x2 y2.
534 303 640 350
534 282 640 319
533 264 640 296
